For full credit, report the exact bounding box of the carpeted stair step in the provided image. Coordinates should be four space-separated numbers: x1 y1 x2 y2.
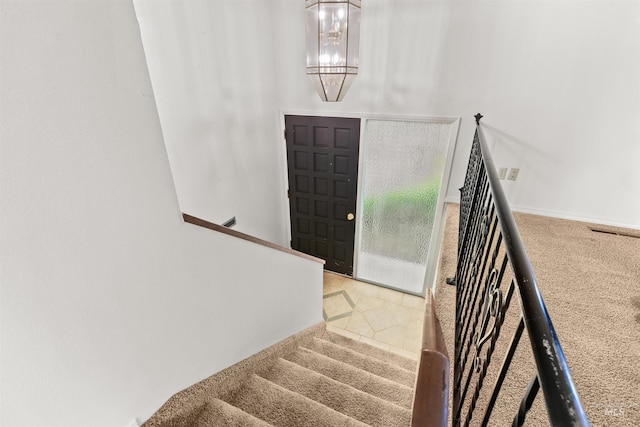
224 374 369 427
143 325 420 427
304 337 416 387
323 331 417 372
262 358 412 427
193 398 273 427
285 347 414 409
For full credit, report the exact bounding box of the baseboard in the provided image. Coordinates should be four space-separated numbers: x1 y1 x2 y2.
508 205 640 231
443 198 640 231
444 196 459 205
125 418 141 427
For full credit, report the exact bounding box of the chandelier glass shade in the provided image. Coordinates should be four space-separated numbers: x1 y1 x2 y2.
305 0 361 102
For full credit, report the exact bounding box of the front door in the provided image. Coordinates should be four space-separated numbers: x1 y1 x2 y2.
285 115 360 275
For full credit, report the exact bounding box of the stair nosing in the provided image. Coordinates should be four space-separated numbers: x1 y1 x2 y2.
323 330 418 371
302 337 416 388
270 357 412 410
226 374 370 427
262 358 412 426
289 346 414 391
309 338 416 374
286 346 415 410
200 398 275 427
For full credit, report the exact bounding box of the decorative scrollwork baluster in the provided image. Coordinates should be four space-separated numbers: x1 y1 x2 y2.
471 212 489 279
452 116 589 427
472 268 503 373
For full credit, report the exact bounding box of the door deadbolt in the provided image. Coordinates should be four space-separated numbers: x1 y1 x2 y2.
347 213 355 221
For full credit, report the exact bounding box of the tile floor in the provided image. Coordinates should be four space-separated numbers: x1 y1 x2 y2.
323 271 425 360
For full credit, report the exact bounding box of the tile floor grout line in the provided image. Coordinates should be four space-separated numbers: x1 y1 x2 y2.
326 311 353 323
323 272 424 360
323 290 346 299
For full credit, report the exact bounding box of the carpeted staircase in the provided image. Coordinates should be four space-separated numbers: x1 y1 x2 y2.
144 327 418 427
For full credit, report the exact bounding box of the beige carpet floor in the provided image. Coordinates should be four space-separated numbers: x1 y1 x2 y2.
435 203 640 426
143 326 416 427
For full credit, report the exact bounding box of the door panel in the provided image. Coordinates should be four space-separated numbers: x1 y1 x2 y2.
285 115 360 275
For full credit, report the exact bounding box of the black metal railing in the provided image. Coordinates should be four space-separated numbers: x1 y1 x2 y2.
450 114 589 426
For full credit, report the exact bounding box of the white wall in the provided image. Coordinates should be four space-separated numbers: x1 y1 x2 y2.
271 0 640 228
0 1 322 426
436 1 640 229
135 0 638 251
134 0 288 244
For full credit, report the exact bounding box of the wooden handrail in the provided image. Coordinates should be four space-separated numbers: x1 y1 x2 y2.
412 292 449 427
182 213 325 265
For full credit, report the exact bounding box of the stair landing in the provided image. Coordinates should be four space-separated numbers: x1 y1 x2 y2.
323 272 426 360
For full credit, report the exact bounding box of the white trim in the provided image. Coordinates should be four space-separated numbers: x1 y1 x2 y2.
279 111 462 289
125 418 141 427
442 197 640 231
280 109 363 120
352 118 367 279
445 195 461 204
280 109 459 125
278 113 292 247
429 203 449 297
507 204 640 231
422 118 461 294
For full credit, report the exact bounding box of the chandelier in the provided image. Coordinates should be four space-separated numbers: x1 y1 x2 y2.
306 0 361 102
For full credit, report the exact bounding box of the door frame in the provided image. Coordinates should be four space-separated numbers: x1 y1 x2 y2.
279 111 461 296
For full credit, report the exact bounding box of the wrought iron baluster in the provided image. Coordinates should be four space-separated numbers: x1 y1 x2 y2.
456 186 491 338
457 190 493 324
457 133 483 258
454 232 504 424
456 210 488 351
512 376 540 427
480 297 524 427
458 207 498 362
453 130 486 427
457 253 508 423
451 114 589 427
463 264 514 427
454 167 491 425
457 229 503 385
455 173 489 296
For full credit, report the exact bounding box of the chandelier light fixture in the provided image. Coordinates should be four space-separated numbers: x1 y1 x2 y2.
306 0 361 102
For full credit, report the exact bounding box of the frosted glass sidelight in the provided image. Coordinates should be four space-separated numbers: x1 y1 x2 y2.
356 120 451 295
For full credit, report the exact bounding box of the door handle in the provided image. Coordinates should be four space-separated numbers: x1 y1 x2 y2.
347 213 354 221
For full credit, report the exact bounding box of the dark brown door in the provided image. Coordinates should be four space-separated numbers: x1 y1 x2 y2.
285 115 360 275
